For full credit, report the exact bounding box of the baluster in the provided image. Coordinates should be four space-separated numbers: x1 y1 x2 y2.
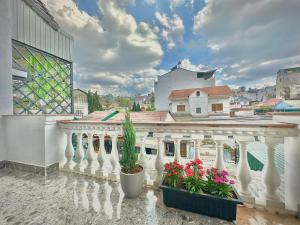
194 139 201 160
84 132 96 174
63 130 74 170
109 134 119 181
174 138 181 163
214 140 226 170
96 134 107 177
236 140 254 203
74 132 85 172
139 136 149 184
263 137 284 208
154 137 164 187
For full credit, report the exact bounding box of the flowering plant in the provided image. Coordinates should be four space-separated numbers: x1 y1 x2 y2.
183 159 205 193
204 167 235 198
163 161 184 187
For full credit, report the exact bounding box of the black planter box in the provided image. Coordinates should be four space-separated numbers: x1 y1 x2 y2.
160 184 242 221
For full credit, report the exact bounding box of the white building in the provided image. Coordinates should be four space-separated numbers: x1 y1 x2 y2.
0 0 73 171
154 65 216 111
73 89 88 118
276 67 300 100
168 86 231 117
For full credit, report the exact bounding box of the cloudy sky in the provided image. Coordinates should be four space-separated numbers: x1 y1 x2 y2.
42 0 300 96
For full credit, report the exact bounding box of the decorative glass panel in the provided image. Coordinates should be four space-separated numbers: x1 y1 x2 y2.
12 40 72 115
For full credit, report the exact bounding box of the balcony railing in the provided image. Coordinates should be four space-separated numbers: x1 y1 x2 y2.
57 120 298 209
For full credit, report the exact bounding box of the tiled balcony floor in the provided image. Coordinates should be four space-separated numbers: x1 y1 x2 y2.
0 168 299 225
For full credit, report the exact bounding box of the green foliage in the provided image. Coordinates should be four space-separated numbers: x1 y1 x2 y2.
136 103 141 111
25 55 70 110
132 101 137 111
116 96 131 108
131 101 142 112
87 91 102 113
119 112 138 170
184 176 205 193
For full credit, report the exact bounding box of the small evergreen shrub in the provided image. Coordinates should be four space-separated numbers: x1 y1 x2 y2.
119 112 139 172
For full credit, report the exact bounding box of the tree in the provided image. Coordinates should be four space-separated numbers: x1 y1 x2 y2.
88 91 102 113
132 101 137 111
119 112 138 171
136 103 141 112
116 96 131 108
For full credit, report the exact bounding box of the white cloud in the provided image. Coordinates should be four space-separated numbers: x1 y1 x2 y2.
180 58 212 71
145 0 156 5
170 0 194 11
193 0 300 88
155 12 184 49
42 0 163 95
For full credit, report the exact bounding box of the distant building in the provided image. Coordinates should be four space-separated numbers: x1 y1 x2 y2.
230 96 251 109
73 89 88 117
276 67 300 100
154 62 216 111
168 86 231 117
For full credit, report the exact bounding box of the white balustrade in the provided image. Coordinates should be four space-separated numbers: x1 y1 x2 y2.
138 136 149 184
174 138 181 163
74 132 84 172
214 140 225 170
58 120 297 210
96 134 107 177
154 137 164 187
63 130 74 170
236 139 255 203
109 134 120 181
263 137 284 208
194 139 201 160
84 133 96 174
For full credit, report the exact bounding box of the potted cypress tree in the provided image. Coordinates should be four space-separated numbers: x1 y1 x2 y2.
120 112 144 198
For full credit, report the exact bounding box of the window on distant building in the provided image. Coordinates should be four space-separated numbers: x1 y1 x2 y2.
197 72 204 78
196 91 200 96
196 107 201 113
177 105 185 112
212 103 223 112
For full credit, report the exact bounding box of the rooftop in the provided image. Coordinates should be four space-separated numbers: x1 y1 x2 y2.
168 86 232 100
1 168 299 225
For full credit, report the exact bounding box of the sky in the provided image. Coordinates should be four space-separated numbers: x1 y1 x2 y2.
42 0 300 96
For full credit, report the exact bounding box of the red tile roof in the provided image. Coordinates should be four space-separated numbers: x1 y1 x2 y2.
82 111 171 122
169 86 232 100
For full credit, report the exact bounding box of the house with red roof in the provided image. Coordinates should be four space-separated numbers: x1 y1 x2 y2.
168 85 232 117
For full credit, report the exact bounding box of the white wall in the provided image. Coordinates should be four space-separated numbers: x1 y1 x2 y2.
170 99 190 114
4 115 46 166
155 68 215 111
2 115 73 167
207 97 230 114
189 91 208 116
0 116 7 161
74 102 88 117
0 0 13 115
11 0 73 62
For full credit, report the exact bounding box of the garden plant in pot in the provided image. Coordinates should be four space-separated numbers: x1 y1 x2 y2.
160 159 242 221
119 112 144 198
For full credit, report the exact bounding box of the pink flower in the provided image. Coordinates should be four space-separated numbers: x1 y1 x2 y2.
229 180 235 184
221 170 229 176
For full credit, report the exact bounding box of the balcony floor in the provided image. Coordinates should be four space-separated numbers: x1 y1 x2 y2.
0 168 299 225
